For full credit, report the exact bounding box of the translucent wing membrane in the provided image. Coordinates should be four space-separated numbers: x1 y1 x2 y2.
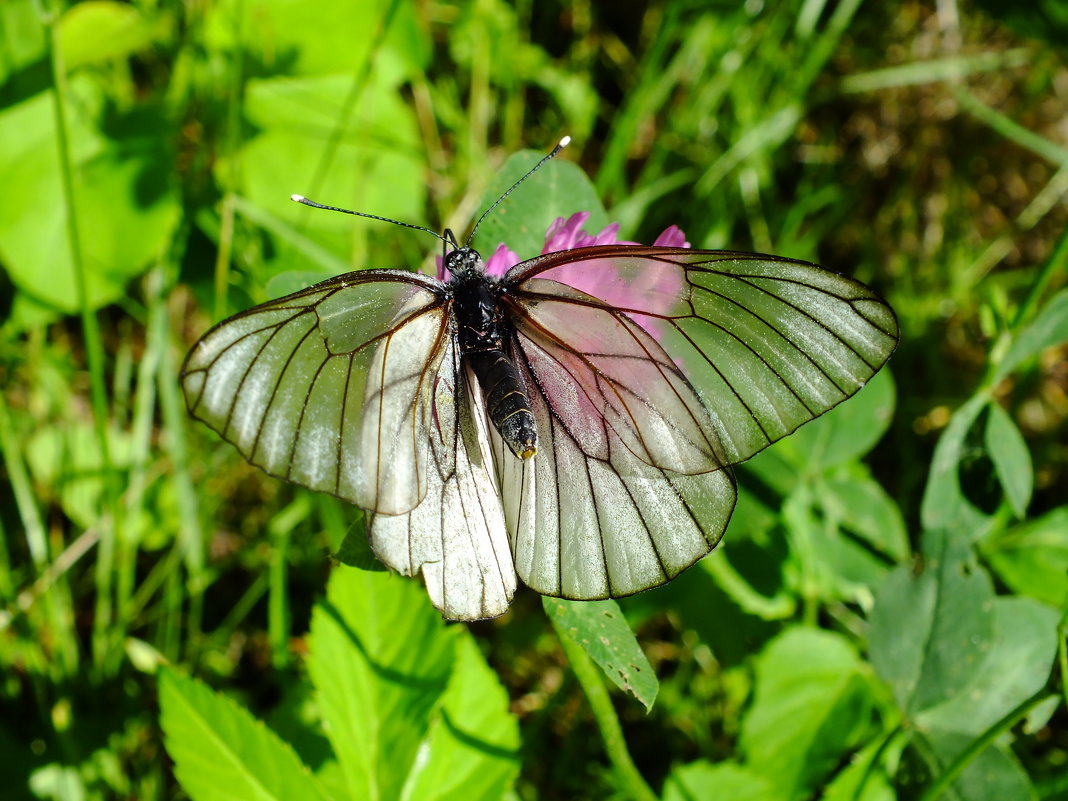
506 246 899 465
491 334 736 599
503 281 727 474
369 340 516 619
181 270 448 515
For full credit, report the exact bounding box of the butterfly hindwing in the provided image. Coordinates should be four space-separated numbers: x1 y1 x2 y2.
491 327 736 600
369 335 516 620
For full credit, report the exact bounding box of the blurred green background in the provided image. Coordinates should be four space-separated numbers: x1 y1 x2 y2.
1 1 1066 799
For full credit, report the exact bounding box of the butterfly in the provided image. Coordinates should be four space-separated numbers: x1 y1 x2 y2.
181 139 899 620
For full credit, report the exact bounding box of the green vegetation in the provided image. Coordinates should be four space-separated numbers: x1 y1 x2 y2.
1 1 1066 799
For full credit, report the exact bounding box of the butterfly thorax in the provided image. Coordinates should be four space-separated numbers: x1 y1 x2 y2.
450 251 538 460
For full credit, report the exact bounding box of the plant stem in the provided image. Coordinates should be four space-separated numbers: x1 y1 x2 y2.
555 629 658 801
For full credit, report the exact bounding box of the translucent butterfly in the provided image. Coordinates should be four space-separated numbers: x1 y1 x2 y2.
181 139 898 619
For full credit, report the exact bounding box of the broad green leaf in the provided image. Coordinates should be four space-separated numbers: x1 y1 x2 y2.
543 597 658 710
203 0 429 80
982 506 1068 606
401 634 520 801
662 761 781 801
473 151 610 260
739 627 876 800
0 0 46 85
991 288 1068 385
770 369 896 473
983 402 1032 517
868 530 996 717
817 472 910 562
58 1 160 70
306 568 454 801
920 395 992 534
0 82 179 314
233 74 426 282
159 668 331 801
910 730 1035 801
915 596 1059 734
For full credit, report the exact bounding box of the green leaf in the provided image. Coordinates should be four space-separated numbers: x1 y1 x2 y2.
992 288 1068 385
333 518 387 572
739 627 876 801
770 369 896 473
306 568 454 801
982 506 1068 606
0 81 180 314
473 151 610 260
822 736 899 801
983 402 1032 517
58 1 160 70
203 0 429 79
915 596 1059 734
911 730 1035 801
159 668 331 801
401 634 520 801
543 597 658 711
817 473 910 562
235 74 425 276
920 395 992 534
662 761 781 801
868 530 996 717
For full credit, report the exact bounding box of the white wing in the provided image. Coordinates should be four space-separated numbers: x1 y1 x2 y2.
180 270 449 515
491 330 736 600
369 335 516 620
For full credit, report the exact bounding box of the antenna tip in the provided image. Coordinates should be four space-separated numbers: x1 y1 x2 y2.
559 135 572 148
290 194 306 203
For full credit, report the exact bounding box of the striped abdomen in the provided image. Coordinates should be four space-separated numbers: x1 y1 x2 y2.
453 277 538 459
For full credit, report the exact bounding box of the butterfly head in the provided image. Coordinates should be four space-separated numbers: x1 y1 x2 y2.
443 246 485 280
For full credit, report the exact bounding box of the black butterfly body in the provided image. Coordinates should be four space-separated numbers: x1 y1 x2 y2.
182 236 898 619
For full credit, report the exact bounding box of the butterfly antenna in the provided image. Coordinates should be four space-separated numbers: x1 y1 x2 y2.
465 136 571 246
290 195 450 246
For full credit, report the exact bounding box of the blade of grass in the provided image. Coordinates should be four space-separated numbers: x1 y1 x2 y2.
44 1 123 677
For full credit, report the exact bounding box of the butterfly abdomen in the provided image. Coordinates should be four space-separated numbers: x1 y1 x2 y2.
453 275 538 460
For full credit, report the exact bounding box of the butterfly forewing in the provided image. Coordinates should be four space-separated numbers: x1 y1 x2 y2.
180 271 449 515
505 246 899 465
503 279 727 475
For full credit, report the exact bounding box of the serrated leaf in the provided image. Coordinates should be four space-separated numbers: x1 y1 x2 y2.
983 402 1032 517
868 530 996 717
159 668 331 801
739 627 875 800
400 634 520 801
306 568 454 801
543 597 658 710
